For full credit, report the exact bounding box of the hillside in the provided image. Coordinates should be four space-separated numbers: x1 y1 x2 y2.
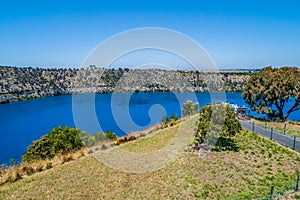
0 66 251 103
0 117 299 199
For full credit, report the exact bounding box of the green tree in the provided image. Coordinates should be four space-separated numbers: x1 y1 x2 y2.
104 130 117 140
242 66 300 121
170 113 179 121
22 126 84 162
78 130 96 147
195 104 241 151
94 132 107 142
182 100 199 117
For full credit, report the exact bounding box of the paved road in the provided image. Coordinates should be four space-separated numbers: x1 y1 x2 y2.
240 120 300 152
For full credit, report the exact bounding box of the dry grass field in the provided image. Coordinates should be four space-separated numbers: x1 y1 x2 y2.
0 117 299 199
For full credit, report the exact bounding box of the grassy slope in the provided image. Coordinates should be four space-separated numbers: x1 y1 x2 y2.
0 118 300 200
252 118 300 137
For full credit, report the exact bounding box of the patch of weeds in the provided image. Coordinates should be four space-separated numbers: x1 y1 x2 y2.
265 175 274 181
227 173 234 178
242 176 252 184
268 152 272 158
46 162 52 170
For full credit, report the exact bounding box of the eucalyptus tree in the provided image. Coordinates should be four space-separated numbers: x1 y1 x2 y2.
243 66 300 121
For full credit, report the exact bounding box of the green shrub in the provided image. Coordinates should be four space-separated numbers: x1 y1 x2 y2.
170 113 179 121
182 100 199 117
104 130 117 140
78 131 96 147
94 132 107 142
46 162 52 169
22 126 84 162
194 103 242 151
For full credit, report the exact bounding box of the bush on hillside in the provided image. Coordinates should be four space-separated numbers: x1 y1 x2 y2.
104 130 117 140
78 130 117 147
195 103 242 151
182 100 199 117
170 113 179 121
161 114 169 124
22 126 84 162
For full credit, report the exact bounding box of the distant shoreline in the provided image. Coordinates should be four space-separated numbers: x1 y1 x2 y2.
0 66 251 104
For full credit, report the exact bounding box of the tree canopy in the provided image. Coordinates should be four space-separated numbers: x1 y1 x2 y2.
242 66 300 121
22 126 84 162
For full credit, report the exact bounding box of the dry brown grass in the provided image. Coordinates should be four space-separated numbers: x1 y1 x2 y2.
0 148 88 186
0 118 299 199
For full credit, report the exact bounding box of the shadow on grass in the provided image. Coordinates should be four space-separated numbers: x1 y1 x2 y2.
212 137 239 152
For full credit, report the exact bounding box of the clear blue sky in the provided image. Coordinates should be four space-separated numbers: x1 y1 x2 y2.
0 0 300 69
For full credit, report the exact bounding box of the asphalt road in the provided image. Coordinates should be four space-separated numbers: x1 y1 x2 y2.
240 120 300 152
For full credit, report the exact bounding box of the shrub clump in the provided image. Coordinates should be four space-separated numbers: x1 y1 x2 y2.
182 100 199 117
22 126 84 163
194 103 242 151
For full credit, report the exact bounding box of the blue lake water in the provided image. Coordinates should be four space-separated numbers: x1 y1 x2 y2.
0 92 299 164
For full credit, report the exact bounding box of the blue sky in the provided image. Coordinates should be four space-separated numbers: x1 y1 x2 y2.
0 0 300 69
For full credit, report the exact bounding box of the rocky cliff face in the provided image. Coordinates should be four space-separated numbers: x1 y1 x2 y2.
0 66 251 103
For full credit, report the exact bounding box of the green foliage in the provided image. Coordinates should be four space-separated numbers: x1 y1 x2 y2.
213 137 238 152
22 126 84 162
170 113 179 121
161 114 169 124
94 132 107 142
195 103 242 150
78 131 97 147
78 130 116 147
104 130 117 140
161 113 179 125
182 100 199 117
243 66 300 121
46 162 52 169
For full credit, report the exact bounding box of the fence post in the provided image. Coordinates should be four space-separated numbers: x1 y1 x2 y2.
270 185 274 200
293 136 296 150
270 128 273 140
284 123 286 134
296 174 300 191
252 122 255 132
265 121 267 129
